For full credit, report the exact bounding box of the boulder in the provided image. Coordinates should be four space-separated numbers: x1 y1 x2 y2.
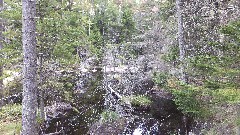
149 89 180 119
132 78 154 95
88 118 127 135
0 92 22 106
42 102 78 135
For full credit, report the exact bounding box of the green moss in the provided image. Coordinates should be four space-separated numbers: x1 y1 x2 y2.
100 110 119 123
236 117 240 126
123 95 152 106
212 88 240 104
153 72 168 88
131 95 152 106
64 90 73 102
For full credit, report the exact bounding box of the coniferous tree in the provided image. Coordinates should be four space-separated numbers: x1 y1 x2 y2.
21 0 38 134
176 0 186 83
0 0 3 106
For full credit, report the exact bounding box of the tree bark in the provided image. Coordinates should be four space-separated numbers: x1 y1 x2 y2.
0 0 3 108
176 0 186 83
238 104 240 135
22 0 38 134
176 0 188 134
38 0 45 120
39 53 45 119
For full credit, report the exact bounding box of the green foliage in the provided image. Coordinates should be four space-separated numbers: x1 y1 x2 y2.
36 111 45 124
191 23 240 105
131 95 152 106
93 1 120 43
171 83 240 119
64 90 73 102
37 0 88 65
221 20 240 44
236 117 240 126
0 0 22 67
2 70 22 96
116 43 141 60
212 88 240 104
100 110 119 123
0 104 21 135
120 5 136 42
92 1 135 44
123 95 152 106
1 0 136 70
2 0 93 66
185 20 240 105
0 121 21 135
171 84 212 118
162 45 179 65
89 23 104 59
159 0 175 21
203 80 221 90
153 72 168 88
0 104 22 120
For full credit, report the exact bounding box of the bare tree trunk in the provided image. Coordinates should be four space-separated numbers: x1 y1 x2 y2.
39 53 45 119
238 104 240 135
22 0 38 134
176 0 186 83
0 0 4 108
176 0 188 134
37 0 45 120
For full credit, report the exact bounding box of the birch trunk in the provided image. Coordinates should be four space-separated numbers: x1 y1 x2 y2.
22 0 38 134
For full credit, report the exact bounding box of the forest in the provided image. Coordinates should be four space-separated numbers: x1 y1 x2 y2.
0 0 239 135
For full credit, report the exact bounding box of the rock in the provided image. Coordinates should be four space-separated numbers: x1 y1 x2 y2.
132 78 154 95
88 118 127 135
0 92 22 106
42 102 78 135
123 117 160 135
44 102 73 117
149 89 180 119
88 116 160 135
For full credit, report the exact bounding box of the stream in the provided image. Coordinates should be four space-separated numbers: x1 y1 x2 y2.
42 69 195 135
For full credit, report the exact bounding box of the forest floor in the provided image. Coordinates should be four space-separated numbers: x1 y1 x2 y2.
0 104 22 135
0 118 21 135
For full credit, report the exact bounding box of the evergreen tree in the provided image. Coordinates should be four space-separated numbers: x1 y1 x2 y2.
0 0 3 106
176 0 186 83
21 0 38 134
